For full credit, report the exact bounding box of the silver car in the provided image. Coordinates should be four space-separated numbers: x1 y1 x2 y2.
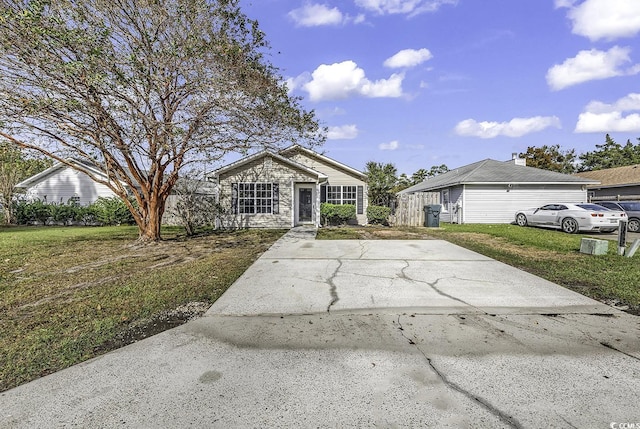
596 201 640 232
515 203 626 234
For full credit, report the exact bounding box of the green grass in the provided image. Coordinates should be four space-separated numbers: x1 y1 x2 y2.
318 224 640 312
0 226 285 392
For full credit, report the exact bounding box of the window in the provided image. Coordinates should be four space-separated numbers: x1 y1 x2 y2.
441 190 450 212
327 185 357 205
322 184 363 215
234 183 278 214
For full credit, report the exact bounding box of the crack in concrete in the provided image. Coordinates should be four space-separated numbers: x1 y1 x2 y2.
357 240 369 259
395 315 524 429
600 342 640 362
558 414 579 429
326 260 342 313
399 262 484 312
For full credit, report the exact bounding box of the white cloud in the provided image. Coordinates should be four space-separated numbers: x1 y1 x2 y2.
327 124 359 139
554 0 577 8
575 112 640 133
285 72 311 94
454 116 561 139
546 46 640 91
355 0 457 16
583 93 640 114
379 140 399 150
353 14 367 24
288 3 344 27
558 0 640 41
384 48 433 68
575 93 640 133
302 60 404 101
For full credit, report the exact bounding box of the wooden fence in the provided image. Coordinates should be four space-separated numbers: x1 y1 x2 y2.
392 192 439 227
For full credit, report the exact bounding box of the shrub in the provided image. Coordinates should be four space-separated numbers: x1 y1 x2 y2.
367 205 391 225
73 205 97 226
50 202 77 226
320 203 356 226
89 197 135 226
14 199 52 225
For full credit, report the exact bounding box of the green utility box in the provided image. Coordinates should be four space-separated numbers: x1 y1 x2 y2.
424 204 442 228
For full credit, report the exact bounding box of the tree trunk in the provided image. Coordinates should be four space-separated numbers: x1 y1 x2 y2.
136 195 166 242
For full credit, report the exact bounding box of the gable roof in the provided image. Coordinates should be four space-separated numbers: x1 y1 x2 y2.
400 159 598 194
574 164 640 188
210 149 328 180
279 145 367 180
15 158 109 189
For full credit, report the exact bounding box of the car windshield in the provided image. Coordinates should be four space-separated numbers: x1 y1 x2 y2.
577 204 610 211
619 202 640 211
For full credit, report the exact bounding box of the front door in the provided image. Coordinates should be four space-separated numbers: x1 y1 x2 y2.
298 187 313 223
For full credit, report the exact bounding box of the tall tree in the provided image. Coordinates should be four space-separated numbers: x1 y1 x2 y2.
578 134 640 172
365 161 398 207
410 164 449 185
519 145 576 174
393 173 412 193
0 0 323 241
426 164 449 179
0 141 52 224
410 168 429 185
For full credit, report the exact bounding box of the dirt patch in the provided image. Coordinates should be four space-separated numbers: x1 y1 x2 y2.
94 301 211 352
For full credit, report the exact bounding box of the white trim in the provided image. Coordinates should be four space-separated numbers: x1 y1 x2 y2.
462 184 467 224
280 145 367 180
294 183 316 226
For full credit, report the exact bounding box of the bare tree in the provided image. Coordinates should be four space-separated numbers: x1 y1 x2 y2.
169 172 219 236
0 0 323 241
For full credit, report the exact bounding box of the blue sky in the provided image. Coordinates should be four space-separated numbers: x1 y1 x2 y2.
239 0 640 175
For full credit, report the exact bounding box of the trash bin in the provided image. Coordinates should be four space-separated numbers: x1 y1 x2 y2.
424 204 441 227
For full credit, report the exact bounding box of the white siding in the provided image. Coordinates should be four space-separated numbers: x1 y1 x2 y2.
22 167 117 206
462 184 588 223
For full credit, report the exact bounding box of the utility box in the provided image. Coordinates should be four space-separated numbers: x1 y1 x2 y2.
579 238 609 255
424 204 442 227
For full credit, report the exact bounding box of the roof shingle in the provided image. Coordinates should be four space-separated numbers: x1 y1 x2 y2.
400 159 597 193
574 164 640 187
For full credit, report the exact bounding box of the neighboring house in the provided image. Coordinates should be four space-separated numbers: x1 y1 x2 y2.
15 158 218 226
211 145 368 228
399 157 598 224
14 158 121 206
574 164 640 201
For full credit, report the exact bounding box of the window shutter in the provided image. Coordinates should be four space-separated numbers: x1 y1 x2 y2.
231 183 238 214
272 183 279 214
357 185 364 214
320 184 327 203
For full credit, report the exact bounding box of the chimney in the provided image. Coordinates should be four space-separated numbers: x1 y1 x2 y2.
511 152 526 166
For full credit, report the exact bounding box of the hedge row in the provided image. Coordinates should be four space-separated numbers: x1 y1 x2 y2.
13 197 135 226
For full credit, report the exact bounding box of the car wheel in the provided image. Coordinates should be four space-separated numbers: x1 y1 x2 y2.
516 213 528 227
628 218 640 233
561 217 579 234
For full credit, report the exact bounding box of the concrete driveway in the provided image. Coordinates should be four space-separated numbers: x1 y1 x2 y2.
1 227 639 428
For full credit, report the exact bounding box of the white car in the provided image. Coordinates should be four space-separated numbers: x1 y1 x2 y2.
515 203 626 234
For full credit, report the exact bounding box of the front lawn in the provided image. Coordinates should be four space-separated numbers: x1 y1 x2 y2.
317 224 640 314
0 226 285 392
